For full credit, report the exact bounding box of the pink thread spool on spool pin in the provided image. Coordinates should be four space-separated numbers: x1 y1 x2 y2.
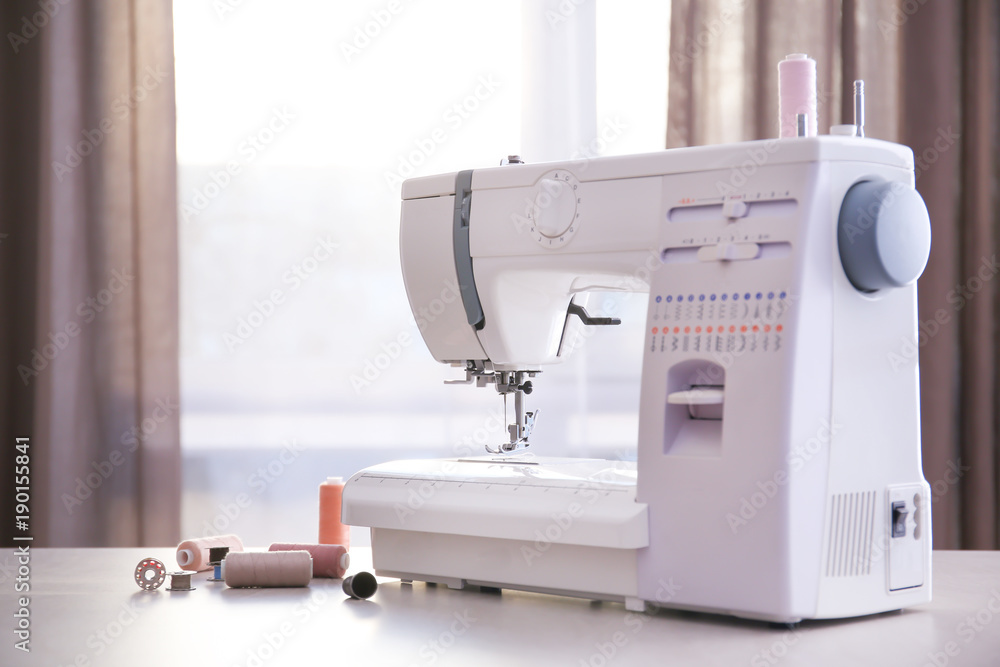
268 543 350 579
175 534 244 572
778 53 817 138
223 551 313 588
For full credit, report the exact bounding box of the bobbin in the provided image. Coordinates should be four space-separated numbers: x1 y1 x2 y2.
207 546 230 582
134 558 167 590
166 571 197 591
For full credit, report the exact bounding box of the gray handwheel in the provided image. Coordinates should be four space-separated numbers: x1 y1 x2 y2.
837 179 931 291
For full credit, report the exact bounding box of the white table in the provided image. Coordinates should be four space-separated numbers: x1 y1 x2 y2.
3 549 999 666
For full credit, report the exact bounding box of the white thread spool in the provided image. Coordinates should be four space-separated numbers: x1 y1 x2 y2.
778 54 817 138
223 551 312 588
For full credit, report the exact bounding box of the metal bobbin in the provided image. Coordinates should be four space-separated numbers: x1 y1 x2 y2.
166 571 197 591
207 546 230 582
135 558 167 590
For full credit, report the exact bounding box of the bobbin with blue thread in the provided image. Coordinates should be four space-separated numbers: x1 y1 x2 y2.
207 546 230 582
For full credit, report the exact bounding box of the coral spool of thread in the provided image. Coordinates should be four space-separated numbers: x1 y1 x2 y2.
319 477 350 549
269 543 350 579
223 551 312 588
778 53 817 138
176 534 244 572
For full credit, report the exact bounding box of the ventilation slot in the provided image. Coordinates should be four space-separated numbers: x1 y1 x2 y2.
825 491 877 578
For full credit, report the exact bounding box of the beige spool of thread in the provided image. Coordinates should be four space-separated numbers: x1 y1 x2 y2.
268 543 349 579
223 551 312 588
176 534 244 572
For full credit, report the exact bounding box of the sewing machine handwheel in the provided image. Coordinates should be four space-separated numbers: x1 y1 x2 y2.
837 178 931 292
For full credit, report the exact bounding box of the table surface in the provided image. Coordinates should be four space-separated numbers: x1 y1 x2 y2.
2 548 999 666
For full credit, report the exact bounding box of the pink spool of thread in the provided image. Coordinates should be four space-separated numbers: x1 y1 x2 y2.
175 534 244 572
778 53 817 138
268 543 350 579
319 477 350 550
223 551 312 588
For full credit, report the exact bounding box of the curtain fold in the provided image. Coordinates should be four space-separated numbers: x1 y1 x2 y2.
956 0 998 550
667 0 999 549
1 0 179 547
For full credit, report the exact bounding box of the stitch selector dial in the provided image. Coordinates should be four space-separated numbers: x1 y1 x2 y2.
529 170 581 249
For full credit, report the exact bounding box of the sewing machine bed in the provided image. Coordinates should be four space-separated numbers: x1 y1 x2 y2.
343 457 649 601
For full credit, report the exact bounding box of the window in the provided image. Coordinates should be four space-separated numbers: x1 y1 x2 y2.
175 0 668 545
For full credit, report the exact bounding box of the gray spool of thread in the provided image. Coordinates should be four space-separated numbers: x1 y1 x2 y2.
167 571 196 591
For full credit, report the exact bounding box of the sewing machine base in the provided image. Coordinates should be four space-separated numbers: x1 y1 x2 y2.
371 528 819 623
346 456 929 624
372 528 638 603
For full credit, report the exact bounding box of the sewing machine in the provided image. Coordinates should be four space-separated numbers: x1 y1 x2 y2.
343 81 933 622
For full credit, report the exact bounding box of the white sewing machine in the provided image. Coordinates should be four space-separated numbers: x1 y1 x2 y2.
343 80 933 623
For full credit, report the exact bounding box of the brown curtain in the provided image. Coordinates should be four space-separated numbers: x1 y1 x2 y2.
667 0 999 549
0 0 180 547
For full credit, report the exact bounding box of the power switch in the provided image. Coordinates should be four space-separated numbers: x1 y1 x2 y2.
888 485 926 590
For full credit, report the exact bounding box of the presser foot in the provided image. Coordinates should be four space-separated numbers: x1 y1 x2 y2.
490 378 538 454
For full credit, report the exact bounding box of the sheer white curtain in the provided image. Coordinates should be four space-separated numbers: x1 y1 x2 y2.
521 0 597 162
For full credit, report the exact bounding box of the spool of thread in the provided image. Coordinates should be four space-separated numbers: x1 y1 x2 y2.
176 534 244 572
269 543 350 579
208 546 230 581
209 546 231 563
223 551 313 588
319 477 350 549
778 54 817 138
